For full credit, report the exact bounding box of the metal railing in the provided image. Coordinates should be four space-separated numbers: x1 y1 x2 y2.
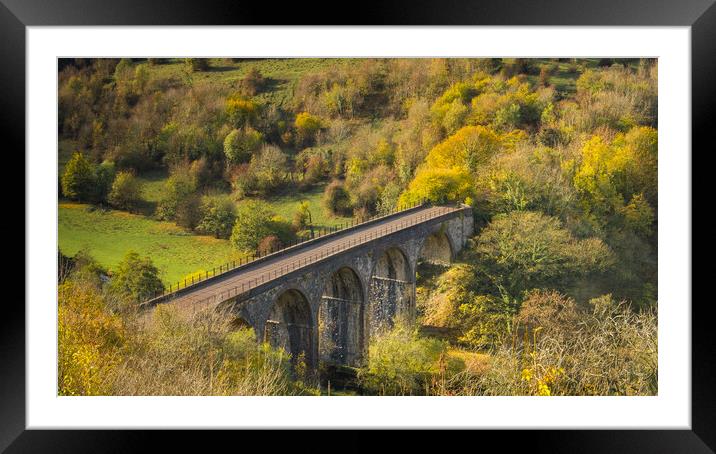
171 203 465 313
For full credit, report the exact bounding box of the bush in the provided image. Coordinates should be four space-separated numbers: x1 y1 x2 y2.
108 171 143 211
108 251 164 303
94 160 117 203
245 144 289 193
323 180 352 216
111 306 300 395
196 195 236 239
358 325 450 395
223 127 264 164
292 201 311 230
175 193 202 230
294 112 324 146
225 95 259 128
240 68 266 96
456 294 657 396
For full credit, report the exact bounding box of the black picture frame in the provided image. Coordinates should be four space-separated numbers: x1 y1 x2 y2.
4 0 710 451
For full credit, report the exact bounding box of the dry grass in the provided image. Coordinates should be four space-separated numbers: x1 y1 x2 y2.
110 306 296 396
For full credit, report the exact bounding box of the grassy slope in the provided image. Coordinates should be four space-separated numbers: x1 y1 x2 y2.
148 58 355 108
59 202 246 285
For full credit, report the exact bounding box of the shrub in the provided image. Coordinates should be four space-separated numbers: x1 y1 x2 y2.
108 251 164 304
223 127 264 164
246 144 289 193
94 160 117 203
358 325 450 395
323 180 352 216
108 171 143 211
175 193 202 230
292 201 312 230
294 112 324 145
225 95 259 128
112 306 299 395
240 68 266 96
457 295 657 396
515 289 579 338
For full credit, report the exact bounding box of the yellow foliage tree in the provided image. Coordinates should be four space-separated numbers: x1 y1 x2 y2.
398 167 473 206
425 125 502 173
573 126 657 223
58 279 124 395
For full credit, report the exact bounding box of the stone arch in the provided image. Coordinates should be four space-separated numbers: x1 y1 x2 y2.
418 229 454 265
319 266 365 367
265 289 315 369
369 246 415 337
372 245 412 282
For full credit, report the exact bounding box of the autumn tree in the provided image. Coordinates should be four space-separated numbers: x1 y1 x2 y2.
108 171 143 211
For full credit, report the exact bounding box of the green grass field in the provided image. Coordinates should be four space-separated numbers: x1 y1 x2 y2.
58 184 352 286
59 202 246 285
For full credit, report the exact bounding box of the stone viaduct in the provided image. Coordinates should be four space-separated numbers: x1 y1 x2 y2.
143 203 474 371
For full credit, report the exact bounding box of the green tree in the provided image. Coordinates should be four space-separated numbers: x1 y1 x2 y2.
94 160 116 203
108 251 164 303
61 152 96 202
230 200 275 251
156 168 197 221
292 201 312 230
358 325 450 396
474 211 614 303
108 171 142 211
196 195 236 239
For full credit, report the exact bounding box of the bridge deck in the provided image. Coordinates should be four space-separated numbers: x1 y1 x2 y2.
159 205 462 311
